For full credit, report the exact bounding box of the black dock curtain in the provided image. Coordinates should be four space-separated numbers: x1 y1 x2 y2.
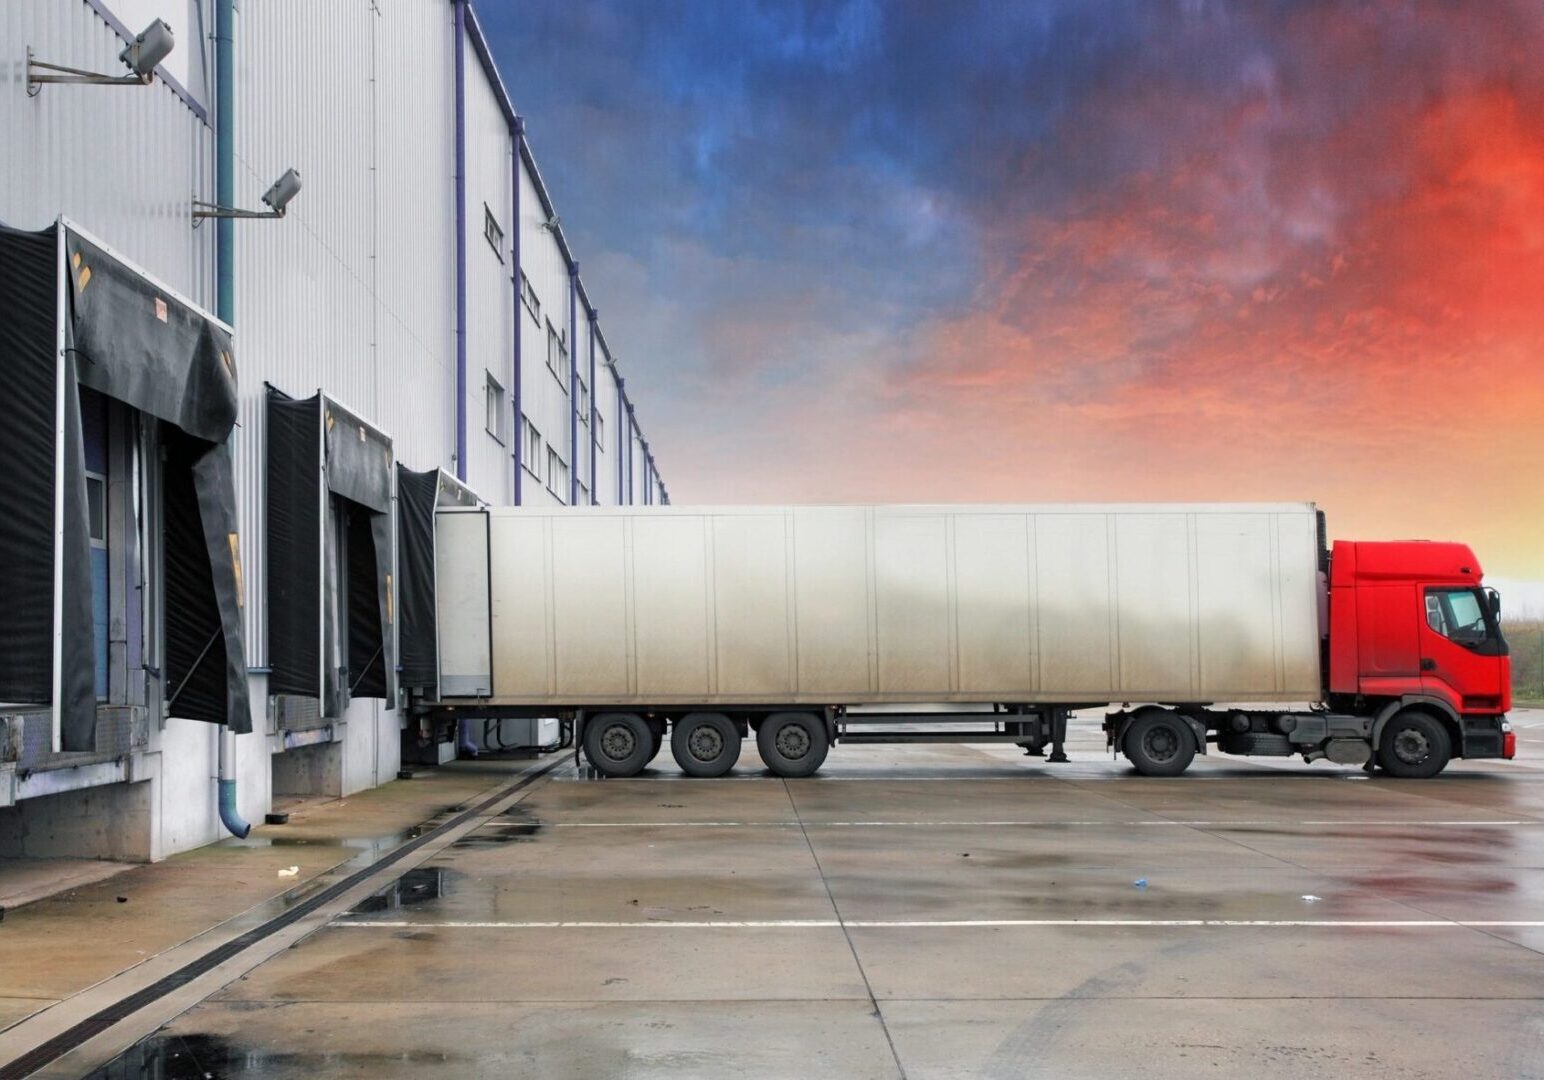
0 222 250 747
266 389 395 714
395 465 440 692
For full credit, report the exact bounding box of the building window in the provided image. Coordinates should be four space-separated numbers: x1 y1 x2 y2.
577 480 589 505
594 411 604 449
484 371 507 444
546 320 568 390
483 205 504 263
546 446 569 501
577 377 590 427
521 416 542 477
520 272 541 325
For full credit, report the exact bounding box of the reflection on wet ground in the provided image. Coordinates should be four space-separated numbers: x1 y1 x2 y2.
346 866 453 915
82 721 1544 1079
83 1031 460 1079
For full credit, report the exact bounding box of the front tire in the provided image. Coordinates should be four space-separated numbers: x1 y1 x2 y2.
670 713 742 778
582 713 653 778
1123 712 1196 777
756 712 829 778
1377 710 1451 778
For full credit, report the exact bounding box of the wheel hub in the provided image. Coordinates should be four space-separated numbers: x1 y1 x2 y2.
599 724 637 762
1143 726 1177 762
775 724 810 759
1394 728 1431 765
687 725 724 762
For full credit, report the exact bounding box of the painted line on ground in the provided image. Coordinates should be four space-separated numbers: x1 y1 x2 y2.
333 918 1544 930
546 819 1534 828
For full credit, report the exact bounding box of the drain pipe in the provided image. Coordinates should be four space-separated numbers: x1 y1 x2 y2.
214 0 250 839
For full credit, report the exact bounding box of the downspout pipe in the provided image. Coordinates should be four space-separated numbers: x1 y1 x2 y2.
510 116 524 503
453 0 468 482
568 262 579 505
587 309 598 503
214 0 250 840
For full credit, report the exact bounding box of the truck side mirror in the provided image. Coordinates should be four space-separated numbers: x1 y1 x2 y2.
1487 588 1501 618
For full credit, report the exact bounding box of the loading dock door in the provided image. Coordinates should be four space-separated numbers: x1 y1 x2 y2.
0 219 249 749
266 388 396 717
396 465 481 700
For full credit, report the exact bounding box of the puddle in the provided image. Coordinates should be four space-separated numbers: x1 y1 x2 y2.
450 806 545 848
85 1030 459 1078
346 866 454 915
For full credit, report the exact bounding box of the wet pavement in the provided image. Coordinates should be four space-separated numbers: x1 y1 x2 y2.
56 710 1544 1077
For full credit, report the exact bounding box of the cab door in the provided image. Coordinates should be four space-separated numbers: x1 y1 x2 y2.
1419 586 1504 710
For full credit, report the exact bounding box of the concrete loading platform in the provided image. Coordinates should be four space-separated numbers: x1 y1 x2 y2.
1 711 1542 1078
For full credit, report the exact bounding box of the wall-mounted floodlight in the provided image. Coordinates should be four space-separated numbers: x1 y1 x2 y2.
27 19 174 95
540 214 562 233
193 168 302 220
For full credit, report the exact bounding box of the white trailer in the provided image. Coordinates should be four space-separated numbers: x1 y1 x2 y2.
430 503 1330 777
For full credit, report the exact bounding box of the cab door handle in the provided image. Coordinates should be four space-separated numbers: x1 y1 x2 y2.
1420 658 1436 671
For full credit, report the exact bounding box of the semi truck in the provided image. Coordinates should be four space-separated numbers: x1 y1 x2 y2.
420 503 1513 779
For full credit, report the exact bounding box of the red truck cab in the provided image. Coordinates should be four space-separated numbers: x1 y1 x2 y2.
1328 540 1513 761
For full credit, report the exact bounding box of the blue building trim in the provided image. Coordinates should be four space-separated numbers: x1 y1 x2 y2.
568 262 579 504
587 308 598 503
452 0 468 481
510 116 524 504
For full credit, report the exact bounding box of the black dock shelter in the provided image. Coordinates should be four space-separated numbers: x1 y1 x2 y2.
0 219 250 749
266 388 396 718
395 463 480 701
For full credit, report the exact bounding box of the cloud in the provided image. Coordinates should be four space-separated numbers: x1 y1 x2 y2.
484 0 1544 578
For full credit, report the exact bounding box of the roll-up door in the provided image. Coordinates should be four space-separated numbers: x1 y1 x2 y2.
266 388 395 716
0 220 249 749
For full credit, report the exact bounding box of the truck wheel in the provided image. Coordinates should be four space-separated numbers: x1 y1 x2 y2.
671 713 742 778
647 720 665 764
583 713 653 778
1376 710 1451 779
1123 712 1196 777
757 712 829 778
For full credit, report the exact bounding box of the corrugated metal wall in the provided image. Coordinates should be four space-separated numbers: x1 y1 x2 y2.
0 1 213 302
463 57 515 504
517 154 573 507
3 0 671 849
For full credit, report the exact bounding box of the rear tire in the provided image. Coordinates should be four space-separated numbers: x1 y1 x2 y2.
1377 710 1451 779
582 713 653 778
756 712 829 778
1123 712 1196 777
670 713 742 778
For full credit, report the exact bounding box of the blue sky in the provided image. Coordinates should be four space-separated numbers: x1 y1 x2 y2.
482 0 1544 584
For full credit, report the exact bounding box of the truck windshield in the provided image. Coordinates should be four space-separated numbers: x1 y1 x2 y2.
1424 587 1496 649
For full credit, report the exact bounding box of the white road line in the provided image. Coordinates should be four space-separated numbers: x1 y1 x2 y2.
333 918 1544 930
547 820 1534 828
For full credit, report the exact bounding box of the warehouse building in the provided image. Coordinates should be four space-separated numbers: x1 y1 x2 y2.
0 0 669 862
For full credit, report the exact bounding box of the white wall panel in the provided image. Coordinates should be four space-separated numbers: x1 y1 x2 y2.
0 1 213 301
3 0 672 858
463 58 514 504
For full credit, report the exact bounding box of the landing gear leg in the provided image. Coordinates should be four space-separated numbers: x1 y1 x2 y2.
1047 708 1070 764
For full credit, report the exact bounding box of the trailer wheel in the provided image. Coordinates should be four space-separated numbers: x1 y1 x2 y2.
757 712 829 778
1376 709 1451 779
646 720 665 764
671 713 742 778
1123 712 1196 777
583 713 654 778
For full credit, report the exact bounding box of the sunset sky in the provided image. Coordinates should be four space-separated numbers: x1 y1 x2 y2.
484 0 1544 590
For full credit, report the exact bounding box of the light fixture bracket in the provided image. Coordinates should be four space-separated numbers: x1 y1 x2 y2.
27 48 153 96
191 201 286 221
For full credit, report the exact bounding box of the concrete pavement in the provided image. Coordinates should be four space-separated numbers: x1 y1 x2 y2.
6 711 1544 1078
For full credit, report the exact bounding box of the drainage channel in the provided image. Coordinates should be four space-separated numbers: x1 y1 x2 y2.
0 756 567 1080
